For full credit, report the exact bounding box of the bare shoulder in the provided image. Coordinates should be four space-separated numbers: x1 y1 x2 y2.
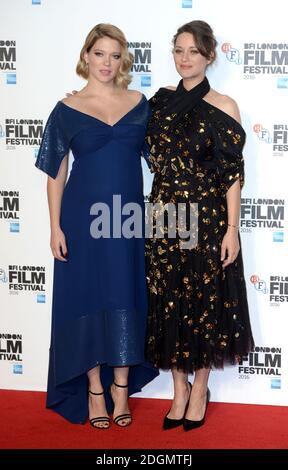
127 89 142 97
207 89 241 124
60 94 82 106
164 85 177 90
218 95 241 124
127 89 143 103
61 96 75 105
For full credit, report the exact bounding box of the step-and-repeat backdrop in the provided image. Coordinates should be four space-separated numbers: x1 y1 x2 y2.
1 0 287 405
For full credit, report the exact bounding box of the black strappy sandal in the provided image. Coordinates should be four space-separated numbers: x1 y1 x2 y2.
88 390 110 429
110 382 132 427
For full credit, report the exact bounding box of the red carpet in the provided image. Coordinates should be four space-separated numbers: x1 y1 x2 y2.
0 390 287 449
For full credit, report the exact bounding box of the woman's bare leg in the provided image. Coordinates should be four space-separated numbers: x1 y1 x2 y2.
185 367 210 421
166 368 190 419
87 365 109 428
111 366 131 426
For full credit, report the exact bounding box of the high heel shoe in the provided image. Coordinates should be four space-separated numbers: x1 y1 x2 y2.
110 382 132 427
162 382 192 430
183 388 210 431
88 390 110 429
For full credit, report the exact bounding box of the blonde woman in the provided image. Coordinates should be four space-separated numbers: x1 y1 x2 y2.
35 24 158 429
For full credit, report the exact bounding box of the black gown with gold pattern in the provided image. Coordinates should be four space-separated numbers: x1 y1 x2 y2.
145 78 254 373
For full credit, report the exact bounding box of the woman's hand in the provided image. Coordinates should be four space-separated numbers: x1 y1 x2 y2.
221 227 240 268
50 227 68 262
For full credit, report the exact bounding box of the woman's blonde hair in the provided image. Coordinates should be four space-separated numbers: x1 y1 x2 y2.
76 23 133 88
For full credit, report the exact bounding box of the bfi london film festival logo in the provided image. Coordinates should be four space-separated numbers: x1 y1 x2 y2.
1 117 43 152
0 333 23 375
221 41 288 87
253 123 288 157
0 190 20 233
250 274 288 307
0 40 16 84
128 41 151 88
269 275 288 305
240 197 284 241
238 346 281 389
1 265 46 303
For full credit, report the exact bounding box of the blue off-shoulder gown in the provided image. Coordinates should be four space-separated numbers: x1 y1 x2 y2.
35 95 158 424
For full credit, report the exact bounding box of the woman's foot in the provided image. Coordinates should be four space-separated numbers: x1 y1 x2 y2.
166 381 191 420
185 384 208 421
88 390 110 429
110 382 132 427
163 381 192 430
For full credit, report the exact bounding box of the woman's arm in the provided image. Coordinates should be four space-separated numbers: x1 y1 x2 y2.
226 179 241 229
221 179 241 268
217 97 242 268
47 155 68 261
